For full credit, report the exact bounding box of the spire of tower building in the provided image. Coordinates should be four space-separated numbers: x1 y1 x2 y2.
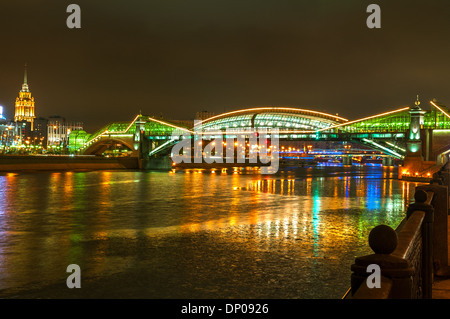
21 63 29 92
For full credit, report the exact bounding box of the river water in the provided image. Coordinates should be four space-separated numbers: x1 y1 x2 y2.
0 163 419 298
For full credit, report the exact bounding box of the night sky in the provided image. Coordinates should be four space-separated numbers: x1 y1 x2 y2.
1 0 450 133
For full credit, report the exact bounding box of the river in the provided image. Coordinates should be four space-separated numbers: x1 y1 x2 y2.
0 163 419 298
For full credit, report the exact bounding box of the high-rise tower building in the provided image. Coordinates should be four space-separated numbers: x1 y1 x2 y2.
0 106 5 120
14 64 36 130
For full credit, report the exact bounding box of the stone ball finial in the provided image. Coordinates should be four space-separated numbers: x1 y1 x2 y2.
414 189 428 203
368 224 398 254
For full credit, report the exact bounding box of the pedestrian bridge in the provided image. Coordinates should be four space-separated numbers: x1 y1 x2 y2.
68 98 450 166
194 107 348 133
68 115 193 156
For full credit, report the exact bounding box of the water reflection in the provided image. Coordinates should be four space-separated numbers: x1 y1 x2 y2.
240 173 414 251
0 166 421 298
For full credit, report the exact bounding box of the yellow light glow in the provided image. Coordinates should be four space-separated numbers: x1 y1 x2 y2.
143 116 193 133
430 100 450 119
318 107 410 132
86 114 193 146
124 114 141 132
196 129 318 135
194 106 349 127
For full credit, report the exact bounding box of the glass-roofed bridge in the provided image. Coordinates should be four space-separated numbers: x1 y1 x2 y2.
68 98 450 176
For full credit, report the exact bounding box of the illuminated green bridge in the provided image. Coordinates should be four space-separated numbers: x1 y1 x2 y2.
68 98 450 172
68 114 193 156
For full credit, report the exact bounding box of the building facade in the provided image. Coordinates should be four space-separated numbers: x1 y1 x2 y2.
47 115 83 147
14 66 36 130
0 104 24 151
0 120 23 151
32 117 48 147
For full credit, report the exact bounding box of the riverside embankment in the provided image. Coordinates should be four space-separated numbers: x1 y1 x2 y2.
0 155 138 171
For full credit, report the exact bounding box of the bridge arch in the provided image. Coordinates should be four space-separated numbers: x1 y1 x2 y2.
82 137 135 156
194 107 348 133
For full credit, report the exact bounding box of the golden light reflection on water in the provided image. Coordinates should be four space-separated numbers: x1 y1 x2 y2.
0 168 423 295
209 174 418 248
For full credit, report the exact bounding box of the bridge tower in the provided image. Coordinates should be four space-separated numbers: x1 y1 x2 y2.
400 96 433 177
406 96 426 159
134 114 146 151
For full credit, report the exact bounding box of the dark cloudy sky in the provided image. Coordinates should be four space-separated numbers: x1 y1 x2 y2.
1 0 450 132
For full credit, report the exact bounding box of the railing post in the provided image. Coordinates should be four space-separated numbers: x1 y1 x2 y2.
407 189 434 299
416 183 449 275
351 225 414 298
423 207 434 299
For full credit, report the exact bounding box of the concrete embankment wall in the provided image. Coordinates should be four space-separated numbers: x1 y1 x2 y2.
140 157 173 170
0 155 139 171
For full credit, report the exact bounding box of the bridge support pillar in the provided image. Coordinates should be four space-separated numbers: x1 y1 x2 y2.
138 130 150 169
382 157 394 167
140 156 173 171
343 155 352 166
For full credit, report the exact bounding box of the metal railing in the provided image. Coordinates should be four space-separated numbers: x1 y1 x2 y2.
345 165 449 299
